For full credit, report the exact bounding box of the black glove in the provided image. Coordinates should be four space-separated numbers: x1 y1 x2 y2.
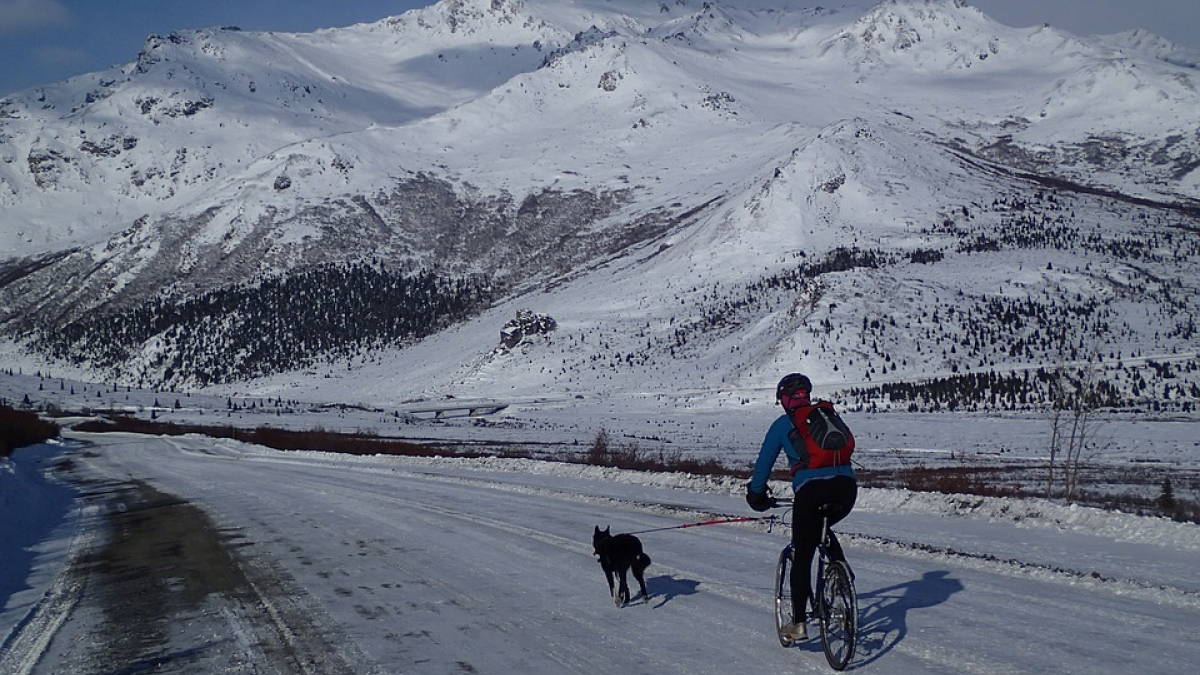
746 483 774 512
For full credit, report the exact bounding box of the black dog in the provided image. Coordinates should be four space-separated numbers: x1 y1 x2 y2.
593 526 652 607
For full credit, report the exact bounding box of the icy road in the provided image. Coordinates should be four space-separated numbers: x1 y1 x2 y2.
4 431 1200 674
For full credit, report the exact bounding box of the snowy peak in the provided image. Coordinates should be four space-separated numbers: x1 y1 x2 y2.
1 0 1197 263
429 0 529 32
745 117 960 241
1031 55 1200 137
0 2 575 255
647 2 745 47
1094 29 1200 69
131 28 227 77
540 25 621 67
395 0 554 40
821 0 1008 71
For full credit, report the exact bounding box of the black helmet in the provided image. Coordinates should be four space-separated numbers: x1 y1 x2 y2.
775 373 812 401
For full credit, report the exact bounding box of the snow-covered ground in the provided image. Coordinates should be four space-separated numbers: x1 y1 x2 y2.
3 431 1198 673
5 366 1198 503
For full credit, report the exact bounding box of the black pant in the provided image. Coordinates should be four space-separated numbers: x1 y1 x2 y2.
791 475 857 620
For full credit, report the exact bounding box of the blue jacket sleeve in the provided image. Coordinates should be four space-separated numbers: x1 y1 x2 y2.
749 415 795 493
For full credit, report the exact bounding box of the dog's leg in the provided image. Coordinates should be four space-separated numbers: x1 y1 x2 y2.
632 561 649 601
616 568 631 607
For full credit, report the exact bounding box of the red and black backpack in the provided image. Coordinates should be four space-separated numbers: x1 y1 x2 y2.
786 400 855 473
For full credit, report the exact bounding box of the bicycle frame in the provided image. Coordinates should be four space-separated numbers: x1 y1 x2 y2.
810 510 834 616
771 501 858 670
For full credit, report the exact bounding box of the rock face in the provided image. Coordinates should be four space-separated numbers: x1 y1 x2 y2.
500 309 557 349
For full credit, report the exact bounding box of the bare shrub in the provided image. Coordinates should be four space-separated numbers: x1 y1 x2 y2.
582 429 736 476
74 416 459 458
1 403 60 457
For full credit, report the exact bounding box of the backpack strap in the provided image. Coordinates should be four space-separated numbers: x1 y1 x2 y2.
784 404 817 475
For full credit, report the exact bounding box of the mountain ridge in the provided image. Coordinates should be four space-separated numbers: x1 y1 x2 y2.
1 0 1198 412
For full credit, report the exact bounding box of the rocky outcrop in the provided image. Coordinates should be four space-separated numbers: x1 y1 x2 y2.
500 309 557 349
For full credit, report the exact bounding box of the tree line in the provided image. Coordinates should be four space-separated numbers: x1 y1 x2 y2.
32 262 494 387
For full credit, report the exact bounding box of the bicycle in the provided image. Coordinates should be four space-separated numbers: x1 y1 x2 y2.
772 501 858 671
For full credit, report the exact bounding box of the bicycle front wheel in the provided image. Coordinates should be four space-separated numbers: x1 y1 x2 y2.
818 560 857 670
774 544 794 647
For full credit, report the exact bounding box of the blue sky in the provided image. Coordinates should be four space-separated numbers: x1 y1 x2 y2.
1 0 1198 97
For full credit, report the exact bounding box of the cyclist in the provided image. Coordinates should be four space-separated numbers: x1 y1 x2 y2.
746 373 857 642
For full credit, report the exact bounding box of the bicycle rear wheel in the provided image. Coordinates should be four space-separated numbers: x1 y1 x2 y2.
818 560 857 670
773 544 795 647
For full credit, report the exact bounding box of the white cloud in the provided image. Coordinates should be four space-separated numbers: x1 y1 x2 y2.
0 0 74 35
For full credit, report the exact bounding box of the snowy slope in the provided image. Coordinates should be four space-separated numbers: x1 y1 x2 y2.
1 0 1199 412
3 436 1198 674
1095 29 1200 69
2 0 1196 256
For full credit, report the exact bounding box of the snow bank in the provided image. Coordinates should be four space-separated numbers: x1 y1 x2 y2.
0 443 80 648
856 487 1200 551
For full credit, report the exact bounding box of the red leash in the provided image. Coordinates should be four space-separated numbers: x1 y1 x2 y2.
625 515 779 536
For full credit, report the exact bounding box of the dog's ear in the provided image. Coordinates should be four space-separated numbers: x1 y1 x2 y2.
594 525 601 534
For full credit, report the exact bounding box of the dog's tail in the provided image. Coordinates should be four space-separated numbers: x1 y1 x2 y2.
638 552 652 567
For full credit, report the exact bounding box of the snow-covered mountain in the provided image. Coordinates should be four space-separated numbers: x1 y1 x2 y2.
1 0 1198 408
1095 28 1200 70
